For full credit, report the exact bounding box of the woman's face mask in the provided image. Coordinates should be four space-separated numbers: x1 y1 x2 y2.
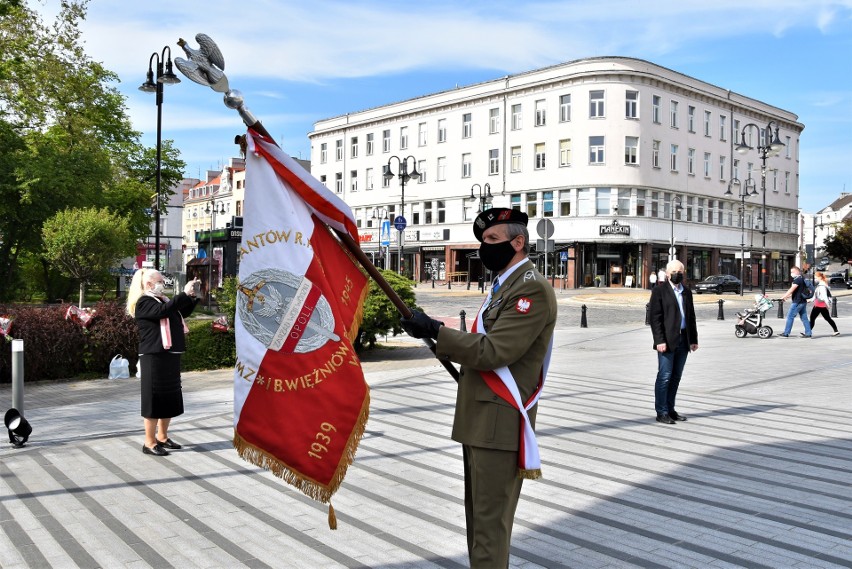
150 282 165 296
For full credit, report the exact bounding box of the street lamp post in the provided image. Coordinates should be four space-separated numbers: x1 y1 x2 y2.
735 120 786 295
725 177 757 296
669 195 682 260
383 155 419 275
205 199 225 310
371 208 389 269
468 183 493 213
139 46 181 271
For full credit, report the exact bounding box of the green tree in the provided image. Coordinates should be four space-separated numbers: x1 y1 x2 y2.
355 270 419 350
42 208 136 307
822 220 852 264
0 1 185 300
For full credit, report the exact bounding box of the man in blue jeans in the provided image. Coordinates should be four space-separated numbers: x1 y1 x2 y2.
648 260 699 425
780 266 812 338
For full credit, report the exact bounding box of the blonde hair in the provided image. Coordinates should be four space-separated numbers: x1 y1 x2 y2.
126 269 159 316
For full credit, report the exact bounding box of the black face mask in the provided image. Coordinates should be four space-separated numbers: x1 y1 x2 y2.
670 272 684 285
479 239 516 272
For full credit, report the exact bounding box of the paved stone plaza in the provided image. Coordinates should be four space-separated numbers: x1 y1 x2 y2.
0 288 850 568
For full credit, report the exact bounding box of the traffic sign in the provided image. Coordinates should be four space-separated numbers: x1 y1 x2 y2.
394 216 407 231
536 218 555 239
560 251 568 262
380 220 391 246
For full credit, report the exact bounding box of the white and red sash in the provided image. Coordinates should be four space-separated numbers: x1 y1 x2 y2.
471 284 552 479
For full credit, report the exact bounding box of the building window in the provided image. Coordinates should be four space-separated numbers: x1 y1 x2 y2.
625 136 638 165
437 200 446 223
535 99 546 126
719 115 727 141
670 100 678 128
511 104 522 130
320 175 327 187
417 160 426 183
424 201 433 224
688 106 696 133
734 119 741 144
650 191 659 218
527 192 538 217
350 136 358 159
688 148 696 175
589 90 605 118
366 133 374 156
704 152 711 177
785 136 792 158
462 113 472 138
559 139 572 167
543 191 554 217
578 188 593 216
320 142 327 164
383 129 390 153
437 119 446 143
489 108 500 134
462 153 472 178
418 122 427 146
350 170 358 192
704 110 711 137
366 168 374 190
534 143 546 170
670 144 678 171
559 94 571 122
382 165 390 188
733 159 740 180
596 188 611 216
697 198 705 223
436 157 446 181
489 149 500 175
625 90 638 119
511 146 522 172
560 189 571 216
636 189 646 217
335 139 343 161
686 196 694 222
510 193 521 211
785 171 790 194
335 172 343 193
652 95 661 124
589 136 605 164
719 155 726 180
355 208 362 228
618 188 631 215
400 126 408 150
652 140 660 168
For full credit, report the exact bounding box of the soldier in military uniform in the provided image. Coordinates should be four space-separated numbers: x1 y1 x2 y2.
401 208 558 568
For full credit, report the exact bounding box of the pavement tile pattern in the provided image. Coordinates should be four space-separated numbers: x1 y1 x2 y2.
0 288 850 568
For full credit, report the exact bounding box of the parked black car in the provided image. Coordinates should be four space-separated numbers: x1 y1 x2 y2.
828 272 847 287
694 274 742 294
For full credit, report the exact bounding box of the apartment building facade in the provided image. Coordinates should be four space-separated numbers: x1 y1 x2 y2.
309 56 804 288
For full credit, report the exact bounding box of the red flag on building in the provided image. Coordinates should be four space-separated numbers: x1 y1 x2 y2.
233 129 369 522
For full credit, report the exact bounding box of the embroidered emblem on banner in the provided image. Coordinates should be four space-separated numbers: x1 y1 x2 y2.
516 297 532 313
238 268 339 354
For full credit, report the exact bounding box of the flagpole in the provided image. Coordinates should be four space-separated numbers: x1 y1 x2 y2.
171 44 459 381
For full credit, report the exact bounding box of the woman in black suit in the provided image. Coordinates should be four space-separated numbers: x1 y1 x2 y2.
126 269 200 456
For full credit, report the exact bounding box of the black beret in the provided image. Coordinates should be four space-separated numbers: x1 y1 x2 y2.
473 207 529 242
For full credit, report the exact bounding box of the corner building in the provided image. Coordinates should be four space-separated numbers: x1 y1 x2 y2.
309 57 803 289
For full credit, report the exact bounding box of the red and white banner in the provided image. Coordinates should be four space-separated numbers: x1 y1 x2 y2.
233 129 369 513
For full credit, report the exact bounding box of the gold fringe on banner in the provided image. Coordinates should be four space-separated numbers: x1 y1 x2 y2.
233 391 370 525
519 468 542 480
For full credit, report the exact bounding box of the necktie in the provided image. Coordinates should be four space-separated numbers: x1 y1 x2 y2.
492 278 501 296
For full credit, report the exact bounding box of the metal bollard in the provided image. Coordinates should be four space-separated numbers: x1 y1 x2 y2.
432 277 435 289
831 296 838 318
645 302 650 326
777 299 784 319
580 304 588 328
459 310 466 332
12 339 24 414
717 299 725 320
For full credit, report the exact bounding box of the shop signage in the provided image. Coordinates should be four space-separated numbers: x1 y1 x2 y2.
599 220 631 236
420 229 450 242
359 231 378 243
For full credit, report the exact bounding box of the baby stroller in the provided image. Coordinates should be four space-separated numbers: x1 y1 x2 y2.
734 295 774 339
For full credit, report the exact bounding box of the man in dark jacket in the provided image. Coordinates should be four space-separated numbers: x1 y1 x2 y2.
400 208 558 568
648 260 698 424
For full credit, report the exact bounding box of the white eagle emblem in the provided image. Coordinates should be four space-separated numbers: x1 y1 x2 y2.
516 297 532 314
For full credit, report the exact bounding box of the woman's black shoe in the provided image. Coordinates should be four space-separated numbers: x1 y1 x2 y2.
142 444 169 456
157 438 182 450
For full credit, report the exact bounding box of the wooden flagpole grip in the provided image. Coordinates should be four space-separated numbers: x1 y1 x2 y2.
242 123 460 382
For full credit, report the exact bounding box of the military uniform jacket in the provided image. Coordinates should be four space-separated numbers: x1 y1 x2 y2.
436 260 558 451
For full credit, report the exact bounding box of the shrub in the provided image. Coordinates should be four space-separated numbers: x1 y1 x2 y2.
85 300 139 375
355 270 419 350
217 276 238 326
181 319 236 371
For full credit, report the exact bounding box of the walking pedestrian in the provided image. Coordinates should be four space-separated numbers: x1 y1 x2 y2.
779 267 812 338
126 269 200 456
400 208 557 568
648 260 698 425
809 271 839 336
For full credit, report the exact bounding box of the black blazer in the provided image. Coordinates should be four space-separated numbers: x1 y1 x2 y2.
135 293 198 354
649 283 698 351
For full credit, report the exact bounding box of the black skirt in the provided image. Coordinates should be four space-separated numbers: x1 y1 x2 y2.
140 353 184 419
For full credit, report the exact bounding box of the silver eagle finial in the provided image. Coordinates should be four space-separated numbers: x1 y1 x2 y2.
175 34 228 93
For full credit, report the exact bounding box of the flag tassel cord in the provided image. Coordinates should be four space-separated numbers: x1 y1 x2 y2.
239 123 460 382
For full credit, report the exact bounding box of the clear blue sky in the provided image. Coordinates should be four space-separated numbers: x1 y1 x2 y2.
33 0 852 213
